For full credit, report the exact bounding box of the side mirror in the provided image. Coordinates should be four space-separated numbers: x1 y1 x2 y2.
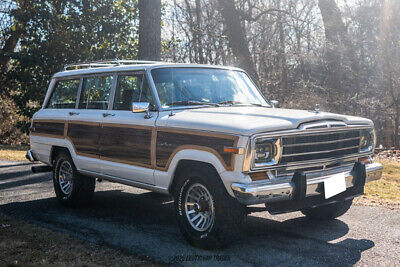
132 102 152 119
270 100 279 108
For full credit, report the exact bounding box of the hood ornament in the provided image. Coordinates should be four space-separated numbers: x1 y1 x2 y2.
315 104 320 113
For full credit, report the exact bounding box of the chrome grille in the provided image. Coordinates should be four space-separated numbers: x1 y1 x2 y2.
280 130 361 165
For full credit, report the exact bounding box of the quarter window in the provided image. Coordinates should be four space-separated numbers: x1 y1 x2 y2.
113 74 155 110
79 75 113 110
47 79 80 109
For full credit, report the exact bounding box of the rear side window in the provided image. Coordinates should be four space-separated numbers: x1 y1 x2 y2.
79 75 113 109
46 79 80 109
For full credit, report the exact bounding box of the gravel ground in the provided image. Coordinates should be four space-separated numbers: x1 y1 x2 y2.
0 160 399 266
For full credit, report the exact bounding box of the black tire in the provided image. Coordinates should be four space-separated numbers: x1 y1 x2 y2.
53 152 95 207
174 164 246 250
301 199 353 221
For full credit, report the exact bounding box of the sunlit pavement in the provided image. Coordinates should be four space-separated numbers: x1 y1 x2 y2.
0 160 399 266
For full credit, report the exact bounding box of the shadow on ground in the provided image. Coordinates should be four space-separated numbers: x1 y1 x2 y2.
0 186 374 265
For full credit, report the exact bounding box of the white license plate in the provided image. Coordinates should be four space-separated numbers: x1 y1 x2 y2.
324 173 346 199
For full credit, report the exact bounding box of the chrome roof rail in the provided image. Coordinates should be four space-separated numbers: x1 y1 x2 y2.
63 59 163 71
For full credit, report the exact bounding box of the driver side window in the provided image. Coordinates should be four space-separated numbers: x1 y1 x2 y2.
113 74 155 110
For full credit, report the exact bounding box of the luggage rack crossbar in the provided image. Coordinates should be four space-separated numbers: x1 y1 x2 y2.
63 59 163 71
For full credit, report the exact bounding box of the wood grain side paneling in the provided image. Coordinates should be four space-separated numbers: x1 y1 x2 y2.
67 121 100 157
31 119 239 172
100 124 153 167
155 129 238 171
31 120 65 138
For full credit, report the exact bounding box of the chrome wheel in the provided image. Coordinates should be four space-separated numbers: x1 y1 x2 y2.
184 183 215 232
58 161 73 195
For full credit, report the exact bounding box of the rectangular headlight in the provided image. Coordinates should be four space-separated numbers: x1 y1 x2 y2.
359 129 375 153
252 138 282 168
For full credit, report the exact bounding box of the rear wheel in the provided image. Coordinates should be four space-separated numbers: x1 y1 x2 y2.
53 152 95 207
174 165 246 250
301 199 353 220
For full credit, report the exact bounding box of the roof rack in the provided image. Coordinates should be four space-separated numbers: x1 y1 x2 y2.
63 59 163 71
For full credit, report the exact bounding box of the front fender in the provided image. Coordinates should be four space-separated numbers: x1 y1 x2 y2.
154 148 249 197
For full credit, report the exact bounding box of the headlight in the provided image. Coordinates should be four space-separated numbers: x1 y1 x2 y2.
253 138 281 167
360 129 375 153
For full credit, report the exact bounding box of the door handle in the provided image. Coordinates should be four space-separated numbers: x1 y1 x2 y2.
102 113 116 117
69 112 80 116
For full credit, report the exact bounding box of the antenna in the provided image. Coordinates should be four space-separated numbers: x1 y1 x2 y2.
169 68 175 117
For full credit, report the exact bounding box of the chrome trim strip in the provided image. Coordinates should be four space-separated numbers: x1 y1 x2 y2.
78 169 169 194
281 145 359 157
251 125 371 139
282 136 360 148
232 162 383 205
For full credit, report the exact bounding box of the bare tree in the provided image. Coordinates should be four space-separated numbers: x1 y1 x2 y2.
217 0 260 84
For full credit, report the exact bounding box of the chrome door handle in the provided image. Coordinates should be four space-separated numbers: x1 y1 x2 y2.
69 112 80 116
102 113 116 117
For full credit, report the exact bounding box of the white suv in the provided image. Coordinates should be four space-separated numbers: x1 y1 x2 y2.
27 60 382 249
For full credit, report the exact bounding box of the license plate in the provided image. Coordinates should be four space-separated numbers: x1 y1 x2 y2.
324 173 346 199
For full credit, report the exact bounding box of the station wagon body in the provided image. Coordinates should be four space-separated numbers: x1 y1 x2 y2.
27 61 383 249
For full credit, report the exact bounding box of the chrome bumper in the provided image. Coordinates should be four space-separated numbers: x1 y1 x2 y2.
231 162 383 205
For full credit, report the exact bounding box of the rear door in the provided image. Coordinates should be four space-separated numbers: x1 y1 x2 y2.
99 71 158 184
66 73 114 173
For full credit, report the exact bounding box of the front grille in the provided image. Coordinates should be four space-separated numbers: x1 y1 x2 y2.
280 130 361 165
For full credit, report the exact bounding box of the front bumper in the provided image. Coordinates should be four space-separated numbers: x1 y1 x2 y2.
231 162 383 205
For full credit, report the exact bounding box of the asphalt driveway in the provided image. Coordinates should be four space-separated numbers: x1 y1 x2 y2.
0 160 399 266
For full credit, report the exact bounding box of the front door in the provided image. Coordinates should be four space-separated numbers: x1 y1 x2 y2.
99 72 158 184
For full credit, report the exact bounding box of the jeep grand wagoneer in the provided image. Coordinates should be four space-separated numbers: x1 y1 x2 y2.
27 60 382 249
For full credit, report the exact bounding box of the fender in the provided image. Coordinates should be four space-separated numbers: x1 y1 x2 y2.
154 148 249 196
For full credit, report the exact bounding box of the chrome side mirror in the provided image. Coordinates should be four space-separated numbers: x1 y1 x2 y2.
270 100 279 108
132 102 152 119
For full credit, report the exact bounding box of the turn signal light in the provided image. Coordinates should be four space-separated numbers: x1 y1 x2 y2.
224 147 244 155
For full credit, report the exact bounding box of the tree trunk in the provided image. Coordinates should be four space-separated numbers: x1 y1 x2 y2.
217 0 260 84
276 0 288 94
318 0 344 111
138 0 161 61
194 0 205 64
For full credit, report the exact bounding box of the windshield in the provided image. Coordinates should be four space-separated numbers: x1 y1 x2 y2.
151 68 269 108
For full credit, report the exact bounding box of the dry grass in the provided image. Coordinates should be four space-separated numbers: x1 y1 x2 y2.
356 160 400 207
0 213 156 266
0 145 29 161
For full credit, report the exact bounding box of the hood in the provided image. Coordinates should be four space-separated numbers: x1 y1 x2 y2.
157 106 373 136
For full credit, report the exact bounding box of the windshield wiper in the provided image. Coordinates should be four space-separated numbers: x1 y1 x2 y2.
165 100 218 107
217 101 263 107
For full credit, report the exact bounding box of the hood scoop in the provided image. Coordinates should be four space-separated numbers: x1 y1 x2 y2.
298 120 347 130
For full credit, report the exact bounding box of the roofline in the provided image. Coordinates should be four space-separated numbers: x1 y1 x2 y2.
52 63 244 79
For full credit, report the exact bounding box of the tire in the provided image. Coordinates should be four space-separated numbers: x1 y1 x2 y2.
53 152 95 207
301 199 353 221
173 165 246 250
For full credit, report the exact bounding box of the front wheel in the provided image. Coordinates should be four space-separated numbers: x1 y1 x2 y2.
301 199 353 220
174 165 246 250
